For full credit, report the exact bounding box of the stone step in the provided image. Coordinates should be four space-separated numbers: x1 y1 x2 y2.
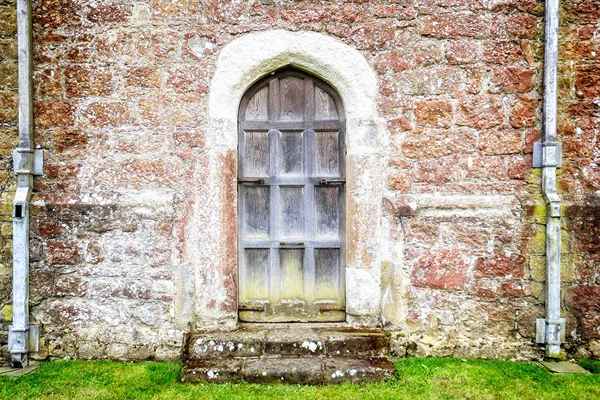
182 356 395 384
184 325 390 361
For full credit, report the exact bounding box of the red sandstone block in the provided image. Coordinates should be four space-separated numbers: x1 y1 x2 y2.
35 100 74 129
64 45 94 63
150 0 201 17
174 129 205 148
36 220 63 238
565 0 600 23
136 97 161 126
65 66 113 97
503 13 540 39
575 65 600 98
387 116 414 134
478 129 522 155
416 0 483 14
53 128 88 153
35 68 63 98
375 51 411 74
500 281 528 298
34 0 81 30
567 285 600 340
412 249 469 291
420 13 489 39
509 96 538 128
483 40 526 65
83 102 131 128
524 128 540 154
369 3 417 20
47 240 80 266
490 66 536 94
0 90 17 124
349 20 397 50
402 128 477 160
166 65 208 97
126 66 160 88
87 4 131 24
456 96 503 129
413 155 464 184
388 172 412 192
475 254 525 278
415 99 453 128
446 40 480 65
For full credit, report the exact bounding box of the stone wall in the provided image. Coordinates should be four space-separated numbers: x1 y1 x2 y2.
559 0 600 359
0 0 597 362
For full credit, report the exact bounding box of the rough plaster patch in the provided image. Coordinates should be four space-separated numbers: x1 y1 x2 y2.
346 268 381 316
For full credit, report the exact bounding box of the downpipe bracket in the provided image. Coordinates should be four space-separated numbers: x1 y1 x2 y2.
532 140 562 168
12 147 44 176
536 318 566 345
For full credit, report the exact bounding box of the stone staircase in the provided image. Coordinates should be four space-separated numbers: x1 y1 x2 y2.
182 324 395 384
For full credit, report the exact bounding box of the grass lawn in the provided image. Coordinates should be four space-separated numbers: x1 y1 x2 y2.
1 357 599 400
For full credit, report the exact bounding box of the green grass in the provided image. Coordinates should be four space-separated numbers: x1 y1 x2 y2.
1 358 599 400
579 358 600 374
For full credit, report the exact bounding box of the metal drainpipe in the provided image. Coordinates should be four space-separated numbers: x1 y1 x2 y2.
8 0 34 368
536 0 563 358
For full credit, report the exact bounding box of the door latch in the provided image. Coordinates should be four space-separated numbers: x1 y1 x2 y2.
239 178 265 185
319 178 344 186
279 241 304 247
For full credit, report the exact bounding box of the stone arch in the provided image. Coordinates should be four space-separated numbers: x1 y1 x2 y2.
181 30 390 329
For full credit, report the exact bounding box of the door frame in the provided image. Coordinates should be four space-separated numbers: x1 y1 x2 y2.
179 30 392 331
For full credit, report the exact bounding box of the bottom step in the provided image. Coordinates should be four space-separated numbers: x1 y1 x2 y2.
182 357 395 384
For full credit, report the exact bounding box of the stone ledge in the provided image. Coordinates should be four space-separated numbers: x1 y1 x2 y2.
182 356 395 384
184 326 390 361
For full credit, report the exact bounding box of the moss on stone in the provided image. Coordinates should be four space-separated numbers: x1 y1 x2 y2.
1 303 11 322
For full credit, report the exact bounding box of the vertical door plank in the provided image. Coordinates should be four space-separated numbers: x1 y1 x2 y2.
315 186 340 240
279 249 304 301
279 131 304 176
240 249 270 303
242 130 269 177
245 85 269 120
279 77 305 121
314 248 342 305
279 186 304 239
315 131 340 177
241 185 270 239
315 86 338 120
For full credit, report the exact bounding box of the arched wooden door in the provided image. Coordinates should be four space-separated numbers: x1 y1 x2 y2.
238 68 346 322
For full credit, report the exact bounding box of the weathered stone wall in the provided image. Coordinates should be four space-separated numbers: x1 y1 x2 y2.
559 0 600 359
0 0 17 363
0 0 597 362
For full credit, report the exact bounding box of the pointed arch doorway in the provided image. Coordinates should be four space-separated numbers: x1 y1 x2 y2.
237 68 346 322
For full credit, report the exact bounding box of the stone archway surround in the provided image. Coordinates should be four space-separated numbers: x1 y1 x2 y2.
181 30 390 330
